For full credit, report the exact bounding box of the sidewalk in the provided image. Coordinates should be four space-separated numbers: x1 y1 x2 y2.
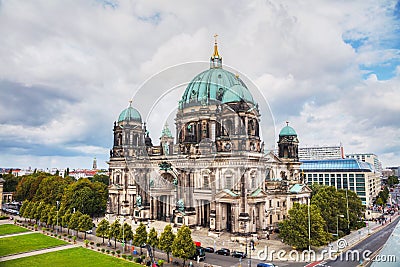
0 244 80 262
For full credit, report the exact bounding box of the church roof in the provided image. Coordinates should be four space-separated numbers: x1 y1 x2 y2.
118 101 142 122
180 38 255 107
279 124 297 136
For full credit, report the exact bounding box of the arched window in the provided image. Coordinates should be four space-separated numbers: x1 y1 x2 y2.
203 175 210 188
224 119 233 135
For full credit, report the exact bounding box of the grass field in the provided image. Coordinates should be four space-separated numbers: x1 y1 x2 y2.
0 224 30 236
0 233 68 256
1 247 143 266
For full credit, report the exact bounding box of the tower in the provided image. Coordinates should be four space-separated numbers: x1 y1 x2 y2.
160 123 174 155
92 157 97 170
278 122 299 161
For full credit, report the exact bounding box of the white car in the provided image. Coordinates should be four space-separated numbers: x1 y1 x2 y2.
86 229 93 234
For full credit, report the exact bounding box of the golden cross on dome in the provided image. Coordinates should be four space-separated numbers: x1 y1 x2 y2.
286 121 289 126
129 99 133 106
214 34 218 44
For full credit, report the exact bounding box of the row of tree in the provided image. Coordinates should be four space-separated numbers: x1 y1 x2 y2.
279 185 365 250
13 173 108 216
96 219 195 267
19 200 93 239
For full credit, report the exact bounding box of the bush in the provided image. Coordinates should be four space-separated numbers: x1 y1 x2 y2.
134 257 142 263
111 251 115 255
96 243 100 247
90 241 94 245
68 235 72 239
116 250 120 254
63 233 67 237
122 254 127 259
101 248 105 253
58 235 62 239
0 215 9 220
106 249 110 254
127 255 133 261
158 259 165 266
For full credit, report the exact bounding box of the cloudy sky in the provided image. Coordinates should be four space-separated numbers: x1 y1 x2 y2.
0 0 399 170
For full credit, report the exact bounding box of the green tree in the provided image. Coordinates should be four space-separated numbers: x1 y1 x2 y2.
109 219 121 249
28 201 39 222
14 173 47 201
120 222 134 243
311 186 365 234
376 197 384 206
172 225 196 267
158 224 175 263
92 174 110 186
33 175 69 205
338 189 364 230
62 209 72 235
69 211 83 238
40 204 51 227
19 200 29 220
147 227 159 255
78 214 93 240
2 173 19 193
57 205 65 232
61 178 108 216
279 203 330 250
133 222 148 255
34 202 46 225
388 176 399 186
47 206 57 229
96 219 110 244
63 168 70 178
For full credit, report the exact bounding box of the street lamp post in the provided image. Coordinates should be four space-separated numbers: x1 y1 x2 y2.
308 197 311 251
121 216 125 254
56 201 59 236
337 214 345 237
345 189 350 232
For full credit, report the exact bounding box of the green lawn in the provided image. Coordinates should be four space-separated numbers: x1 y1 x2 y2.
0 224 30 236
1 247 143 266
0 233 67 256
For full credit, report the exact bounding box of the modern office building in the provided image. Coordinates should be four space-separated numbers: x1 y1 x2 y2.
346 153 382 173
301 159 380 206
298 145 344 160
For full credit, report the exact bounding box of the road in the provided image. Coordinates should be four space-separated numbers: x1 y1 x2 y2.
321 216 400 267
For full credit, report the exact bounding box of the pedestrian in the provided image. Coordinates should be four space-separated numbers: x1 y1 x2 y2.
189 261 193 267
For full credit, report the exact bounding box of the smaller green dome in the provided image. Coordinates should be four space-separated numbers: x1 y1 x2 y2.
279 125 297 136
118 106 142 122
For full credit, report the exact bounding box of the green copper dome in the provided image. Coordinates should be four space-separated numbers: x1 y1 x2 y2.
181 68 254 106
180 41 255 107
279 125 297 136
118 105 142 122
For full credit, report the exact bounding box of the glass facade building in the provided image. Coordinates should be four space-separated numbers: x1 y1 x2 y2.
300 159 380 206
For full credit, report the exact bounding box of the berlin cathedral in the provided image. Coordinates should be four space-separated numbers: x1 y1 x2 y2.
107 39 311 237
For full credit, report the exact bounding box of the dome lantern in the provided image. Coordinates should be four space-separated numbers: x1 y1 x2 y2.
210 34 222 69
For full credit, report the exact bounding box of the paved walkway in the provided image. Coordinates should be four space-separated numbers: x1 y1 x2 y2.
0 244 80 262
0 231 35 238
